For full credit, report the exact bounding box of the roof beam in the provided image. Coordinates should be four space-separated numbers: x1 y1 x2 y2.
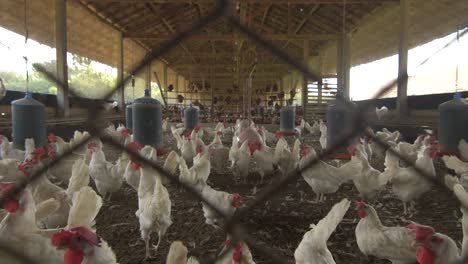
124 33 339 40
91 0 398 4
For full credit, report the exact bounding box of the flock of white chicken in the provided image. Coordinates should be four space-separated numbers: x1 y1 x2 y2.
0 115 468 264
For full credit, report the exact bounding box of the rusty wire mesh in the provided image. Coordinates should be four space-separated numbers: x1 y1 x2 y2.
1 0 467 263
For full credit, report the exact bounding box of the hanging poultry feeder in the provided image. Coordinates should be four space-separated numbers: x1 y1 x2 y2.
213 96 219 105
326 91 357 160
265 84 271 92
255 98 262 105
167 84 174 92
438 92 468 155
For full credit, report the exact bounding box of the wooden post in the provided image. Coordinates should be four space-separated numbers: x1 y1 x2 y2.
302 40 309 113
117 32 125 111
397 0 409 115
175 73 179 93
337 34 351 99
163 63 168 102
55 0 69 117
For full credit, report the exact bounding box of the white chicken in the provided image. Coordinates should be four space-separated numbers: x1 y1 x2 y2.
350 144 391 200
355 201 417 263
396 135 426 164
0 135 26 160
294 198 350 264
166 241 200 264
123 142 143 191
252 140 277 183
52 186 118 264
0 183 64 264
162 117 170 133
0 158 23 183
178 157 206 193
274 137 300 176
181 134 196 164
0 78 6 101
459 139 468 160
136 146 172 260
161 150 180 185
300 145 361 203
319 120 327 150
443 154 468 190
89 143 123 200
387 144 438 214
233 141 252 183
201 185 244 229
375 106 389 120
405 182 468 264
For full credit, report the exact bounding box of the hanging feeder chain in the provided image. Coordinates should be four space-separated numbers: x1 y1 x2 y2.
455 24 460 92
24 0 29 93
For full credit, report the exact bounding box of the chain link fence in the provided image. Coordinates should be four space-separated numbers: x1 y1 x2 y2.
1 0 467 263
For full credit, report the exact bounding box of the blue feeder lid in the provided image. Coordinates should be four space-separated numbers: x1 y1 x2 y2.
134 89 160 105
454 92 462 100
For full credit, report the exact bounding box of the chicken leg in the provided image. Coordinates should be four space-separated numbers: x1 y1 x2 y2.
143 235 156 261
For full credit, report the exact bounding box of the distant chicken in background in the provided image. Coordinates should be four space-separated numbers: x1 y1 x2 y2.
88 142 123 201
319 120 327 150
300 145 362 203
387 143 438 214
350 144 391 201
252 140 277 183
103 100 118 112
0 78 6 101
375 106 388 120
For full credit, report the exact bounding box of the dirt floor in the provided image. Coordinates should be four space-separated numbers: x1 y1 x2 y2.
49 124 463 264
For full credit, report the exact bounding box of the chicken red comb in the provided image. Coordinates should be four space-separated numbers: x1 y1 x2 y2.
51 230 74 248
406 221 435 242
233 243 243 262
354 201 367 210
120 129 130 138
416 246 436 264
216 130 223 136
228 193 245 208
347 145 358 156
275 131 282 140
194 125 201 132
70 227 101 247
48 133 57 143
0 182 20 213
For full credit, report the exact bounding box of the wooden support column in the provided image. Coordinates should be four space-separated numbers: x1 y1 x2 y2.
337 34 350 99
175 73 179 92
117 32 125 111
55 0 69 117
302 40 310 112
397 0 409 115
163 63 168 102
